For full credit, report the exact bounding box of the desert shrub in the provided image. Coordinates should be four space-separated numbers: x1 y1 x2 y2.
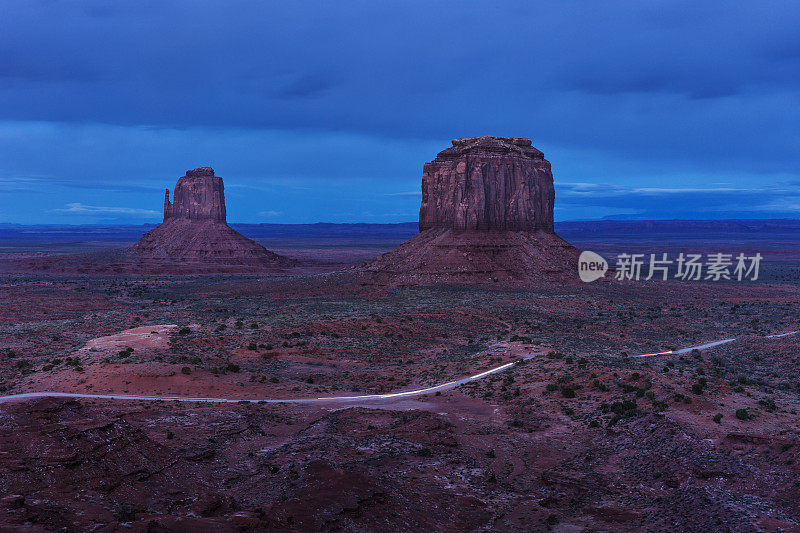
589 419 600 428
759 398 777 412
178 327 191 335
673 393 692 404
226 363 240 373
713 414 723 423
609 399 637 416
486 449 496 458
215 324 227 332
269 376 279 383
181 366 191 375
560 386 576 398
247 342 258 351
735 408 750 421
545 383 558 392
691 383 704 395
416 447 432 457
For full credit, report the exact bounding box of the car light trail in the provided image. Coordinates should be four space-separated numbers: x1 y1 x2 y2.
0 329 796 405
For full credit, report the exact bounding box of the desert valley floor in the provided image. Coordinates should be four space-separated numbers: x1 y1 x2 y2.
1 225 800 532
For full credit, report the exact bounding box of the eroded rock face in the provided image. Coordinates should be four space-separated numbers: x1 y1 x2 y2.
363 136 578 286
419 136 554 232
164 167 227 222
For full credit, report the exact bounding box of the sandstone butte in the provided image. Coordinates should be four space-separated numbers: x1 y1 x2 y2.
127 167 292 271
18 167 295 274
363 136 580 285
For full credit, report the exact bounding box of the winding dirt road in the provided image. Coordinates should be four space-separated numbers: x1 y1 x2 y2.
0 329 796 406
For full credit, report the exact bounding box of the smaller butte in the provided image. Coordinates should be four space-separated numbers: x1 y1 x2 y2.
362 136 580 286
18 167 295 274
127 167 293 272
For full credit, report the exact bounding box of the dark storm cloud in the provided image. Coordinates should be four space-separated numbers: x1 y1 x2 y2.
0 0 798 223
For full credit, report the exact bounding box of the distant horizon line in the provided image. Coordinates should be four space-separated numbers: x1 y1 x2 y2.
2 217 800 228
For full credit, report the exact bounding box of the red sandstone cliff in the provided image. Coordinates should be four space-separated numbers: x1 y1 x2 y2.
419 136 554 232
163 166 227 222
363 136 579 286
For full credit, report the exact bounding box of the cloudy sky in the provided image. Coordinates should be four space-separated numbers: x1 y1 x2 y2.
1 1 799 224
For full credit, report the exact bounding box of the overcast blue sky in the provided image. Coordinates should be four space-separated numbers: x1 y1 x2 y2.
1 0 799 224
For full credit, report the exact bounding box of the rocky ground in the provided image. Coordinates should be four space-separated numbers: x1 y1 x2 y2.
1 237 800 531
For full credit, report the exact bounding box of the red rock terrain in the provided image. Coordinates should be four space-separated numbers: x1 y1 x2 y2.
2 257 800 531
4 151 800 531
362 137 580 286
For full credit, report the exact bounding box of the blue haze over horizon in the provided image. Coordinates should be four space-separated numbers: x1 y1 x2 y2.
1 1 799 225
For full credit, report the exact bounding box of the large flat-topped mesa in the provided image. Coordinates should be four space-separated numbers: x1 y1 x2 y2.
419 136 554 232
362 136 579 286
163 166 226 222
